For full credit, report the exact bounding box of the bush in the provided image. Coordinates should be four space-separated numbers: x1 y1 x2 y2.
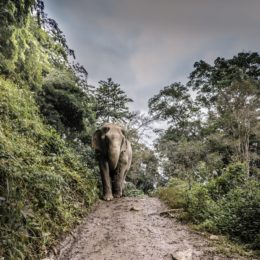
186 184 218 224
207 163 247 200
156 163 260 250
156 178 188 209
215 180 260 249
123 182 144 197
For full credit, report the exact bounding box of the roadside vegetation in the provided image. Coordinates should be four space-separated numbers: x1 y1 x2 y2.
0 77 98 258
0 1 99 258
151 53 260 254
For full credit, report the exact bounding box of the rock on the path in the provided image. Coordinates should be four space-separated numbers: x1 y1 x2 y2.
174 248 193 259
209 235 220 241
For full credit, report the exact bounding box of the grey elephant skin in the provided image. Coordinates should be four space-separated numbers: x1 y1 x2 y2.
92 123 132 201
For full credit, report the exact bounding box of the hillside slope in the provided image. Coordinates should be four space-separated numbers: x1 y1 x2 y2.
0 77 98 259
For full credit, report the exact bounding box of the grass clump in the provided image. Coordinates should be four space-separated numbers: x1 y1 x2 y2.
123 182 145 197
156 178 188 209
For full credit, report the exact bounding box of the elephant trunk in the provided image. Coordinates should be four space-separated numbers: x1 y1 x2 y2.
104 133 121 171
107 144 120 170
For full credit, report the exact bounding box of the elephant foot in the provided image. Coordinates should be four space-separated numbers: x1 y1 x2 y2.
113 192 122 198
103 194 113 201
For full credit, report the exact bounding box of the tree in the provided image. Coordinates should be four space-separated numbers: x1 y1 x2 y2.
148 82 192 124
0 2 100 257
188 52 260 176
123 112 160 192
148 82 201 142
128 144 159 193
0 0 37 76
37 68 96 143
95 78 133 124
149 52 260 181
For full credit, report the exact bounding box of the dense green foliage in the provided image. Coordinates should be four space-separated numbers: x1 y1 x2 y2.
157 163 260 249
37 69 95 142
0 78 98 258
149 52 260 180
128 140 159 193
151 53 260 252
123 182 145 197
0 1 100 258
0 0 70 89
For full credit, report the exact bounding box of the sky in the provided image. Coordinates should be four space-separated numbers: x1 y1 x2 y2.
45 0 260 112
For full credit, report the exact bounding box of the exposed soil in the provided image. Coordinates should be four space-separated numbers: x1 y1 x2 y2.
49 197 247 260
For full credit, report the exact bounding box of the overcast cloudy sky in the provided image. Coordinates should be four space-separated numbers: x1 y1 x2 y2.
45 0 260 112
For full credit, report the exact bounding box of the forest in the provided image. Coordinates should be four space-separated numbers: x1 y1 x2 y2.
0 0 259 258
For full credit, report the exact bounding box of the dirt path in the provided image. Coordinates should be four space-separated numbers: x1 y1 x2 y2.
51 197 244 260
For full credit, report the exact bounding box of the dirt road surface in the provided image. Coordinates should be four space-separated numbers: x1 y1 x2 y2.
51 197 245 260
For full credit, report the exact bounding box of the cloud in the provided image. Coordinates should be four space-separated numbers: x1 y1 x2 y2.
44 0 260 112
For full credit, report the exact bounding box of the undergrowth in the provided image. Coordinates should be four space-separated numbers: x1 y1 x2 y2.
156 163 260 255
0 77 98 259
123 182 145 197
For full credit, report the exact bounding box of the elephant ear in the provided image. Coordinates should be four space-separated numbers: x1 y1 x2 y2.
92 129 102 151
121 128 126 137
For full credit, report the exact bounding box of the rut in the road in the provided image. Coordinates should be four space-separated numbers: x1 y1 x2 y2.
52 197 242 260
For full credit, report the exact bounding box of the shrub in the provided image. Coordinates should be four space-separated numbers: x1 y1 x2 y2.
215 180 260 249
156 163 260 250
207 163 247 200
123 182 144 197
186 184 218 224
156 178 188 209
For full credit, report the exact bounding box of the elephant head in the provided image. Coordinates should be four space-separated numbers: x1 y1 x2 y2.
92 123 127 170
92 123 132 200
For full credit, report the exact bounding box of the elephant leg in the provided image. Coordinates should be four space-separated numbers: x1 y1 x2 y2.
121 152 131 192
122 169 129 189
99 158 113 201
113 171 124 198
113 160 128 198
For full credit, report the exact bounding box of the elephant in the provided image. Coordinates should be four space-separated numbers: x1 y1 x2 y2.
92 123 132 201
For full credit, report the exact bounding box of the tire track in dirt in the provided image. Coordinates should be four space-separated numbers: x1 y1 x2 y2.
50 197 246 260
